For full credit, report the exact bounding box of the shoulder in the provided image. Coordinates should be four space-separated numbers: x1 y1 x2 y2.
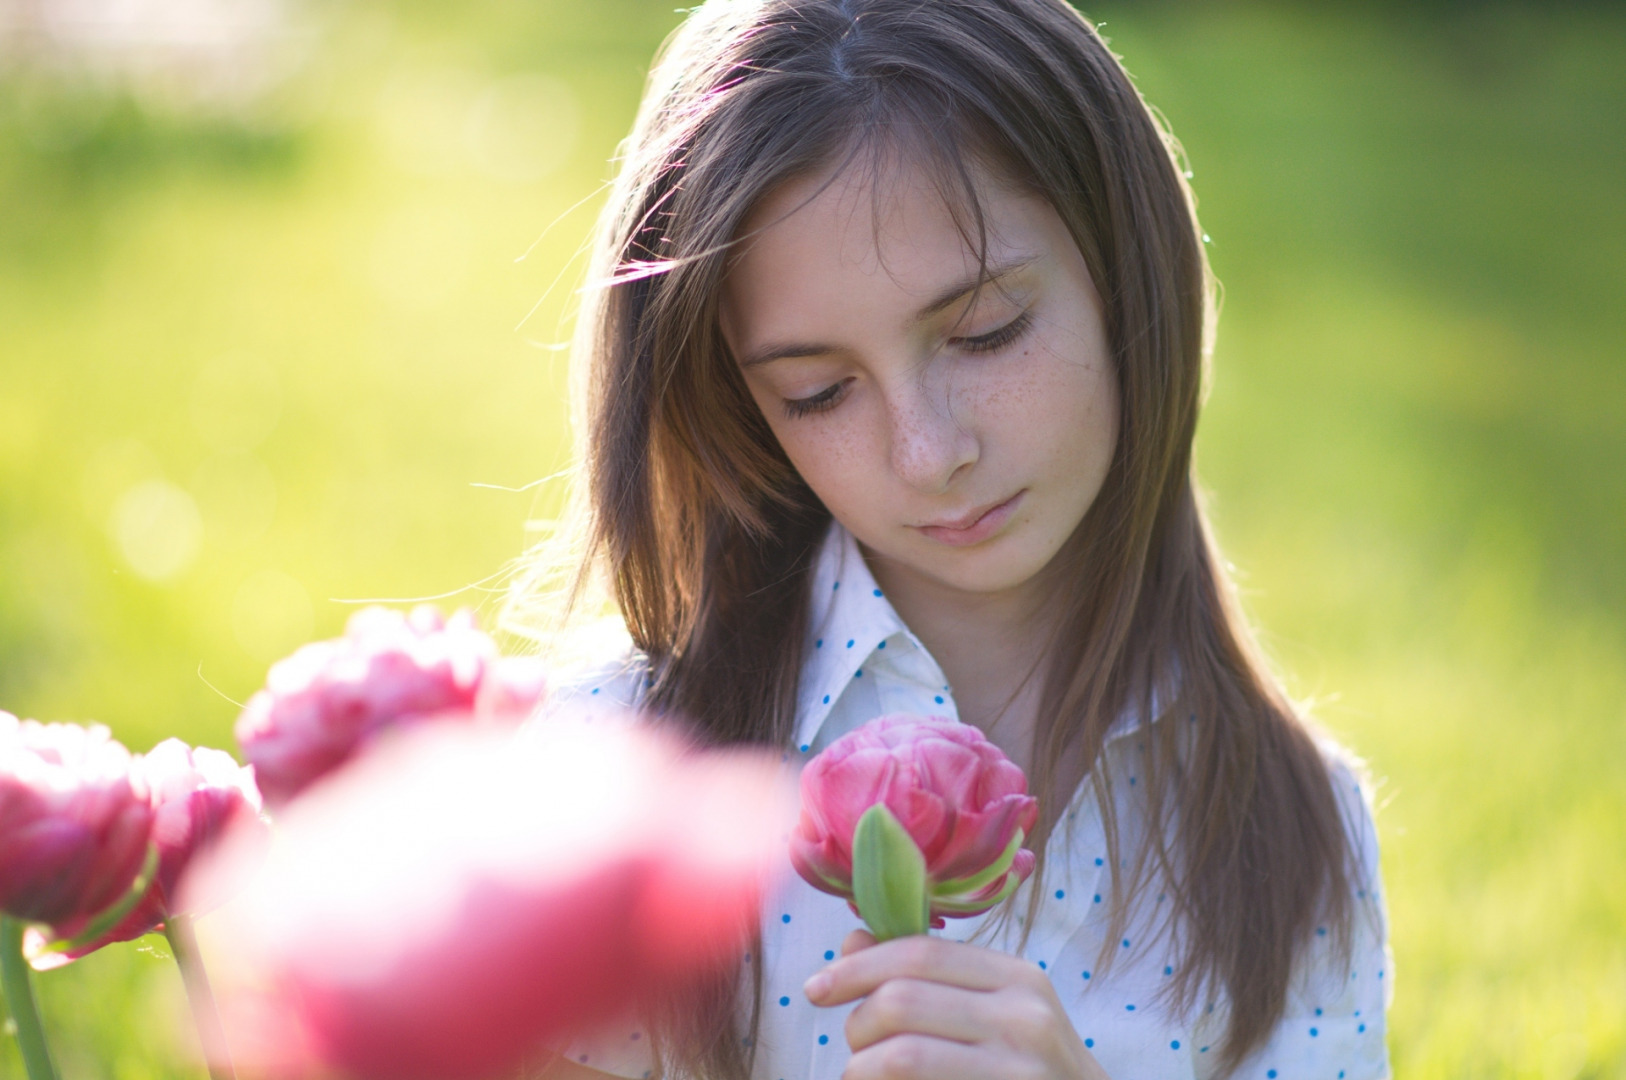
533 617 653 724
1315 734 1385 911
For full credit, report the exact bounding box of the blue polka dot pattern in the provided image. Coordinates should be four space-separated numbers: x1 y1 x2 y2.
543 521 1392 1080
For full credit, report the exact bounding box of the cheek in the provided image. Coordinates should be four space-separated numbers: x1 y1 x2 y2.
762 404 886 518
966 340 1117 480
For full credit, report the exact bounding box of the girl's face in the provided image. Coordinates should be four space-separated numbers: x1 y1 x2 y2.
720 153 1118 603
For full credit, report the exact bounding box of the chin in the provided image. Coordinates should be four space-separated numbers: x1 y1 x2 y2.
916 538 1056 596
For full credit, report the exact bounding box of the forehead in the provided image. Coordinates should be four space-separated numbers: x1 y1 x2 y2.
720 151 1062 340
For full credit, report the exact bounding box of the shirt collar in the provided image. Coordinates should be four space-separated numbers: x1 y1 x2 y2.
792 521 1152 754
794 522 929 752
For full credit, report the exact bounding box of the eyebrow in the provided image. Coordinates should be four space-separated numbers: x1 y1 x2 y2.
737 254 1040 369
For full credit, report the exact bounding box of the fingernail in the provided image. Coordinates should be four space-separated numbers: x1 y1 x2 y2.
803 972 831 1001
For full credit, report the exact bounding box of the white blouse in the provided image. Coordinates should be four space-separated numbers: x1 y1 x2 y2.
542 523 1392 1080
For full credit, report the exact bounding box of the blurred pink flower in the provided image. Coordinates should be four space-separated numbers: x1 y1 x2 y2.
790 714 1039 925
193 718 792 1080
0 713 154 927
28 738 267 969
235 606 547 806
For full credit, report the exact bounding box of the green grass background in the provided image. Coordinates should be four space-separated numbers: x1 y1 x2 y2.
1 1 1621 1076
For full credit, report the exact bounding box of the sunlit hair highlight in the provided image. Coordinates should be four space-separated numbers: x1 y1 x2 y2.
508 1 1361 1076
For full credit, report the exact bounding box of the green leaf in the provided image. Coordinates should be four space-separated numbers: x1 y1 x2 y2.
851 804 930 941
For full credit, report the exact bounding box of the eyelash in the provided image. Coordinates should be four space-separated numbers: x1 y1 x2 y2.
955 308 1034 354
783 380 848 420
780 309 1034 420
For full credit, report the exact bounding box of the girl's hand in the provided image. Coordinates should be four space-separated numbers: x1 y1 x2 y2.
803 930 1111 1080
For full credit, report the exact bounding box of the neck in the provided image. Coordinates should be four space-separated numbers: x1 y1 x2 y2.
861 544 1053 774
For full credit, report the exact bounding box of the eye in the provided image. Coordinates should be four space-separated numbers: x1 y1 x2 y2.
952 309 1034 355
782 378 851 419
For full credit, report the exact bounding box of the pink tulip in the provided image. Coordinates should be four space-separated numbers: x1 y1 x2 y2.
192 718 792 1080
790 714 1039 925
235 606 547 806
28 738 267 968
0 714 154 927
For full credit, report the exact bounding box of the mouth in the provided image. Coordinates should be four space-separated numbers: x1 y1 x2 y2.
913 491 1025 547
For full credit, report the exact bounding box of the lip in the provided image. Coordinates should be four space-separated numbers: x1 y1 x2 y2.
914 491 1025 547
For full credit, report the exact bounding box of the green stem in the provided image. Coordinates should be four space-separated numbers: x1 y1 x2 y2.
0 916 60 1080
164 915 237 1080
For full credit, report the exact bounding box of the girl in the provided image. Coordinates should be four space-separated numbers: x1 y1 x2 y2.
521 1 1391 1078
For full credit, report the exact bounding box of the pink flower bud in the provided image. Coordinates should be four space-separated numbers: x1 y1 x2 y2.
789 714 1039 925
29 738 268 968
236 606 545 806
192 718 792 1080
0 714 154 927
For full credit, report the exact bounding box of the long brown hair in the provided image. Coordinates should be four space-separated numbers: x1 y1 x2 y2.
519 0 1358 1074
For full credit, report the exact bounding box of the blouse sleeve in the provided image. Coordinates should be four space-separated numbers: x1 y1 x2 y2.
527 626 661 1079
1195 750 1393 1080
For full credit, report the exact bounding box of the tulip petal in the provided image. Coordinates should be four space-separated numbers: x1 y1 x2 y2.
927 794 1036 884
932 827 1023 899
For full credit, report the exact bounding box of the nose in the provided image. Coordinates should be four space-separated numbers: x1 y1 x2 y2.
885 376 978 493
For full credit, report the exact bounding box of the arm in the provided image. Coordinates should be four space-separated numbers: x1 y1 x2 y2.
1196 755 1392 1080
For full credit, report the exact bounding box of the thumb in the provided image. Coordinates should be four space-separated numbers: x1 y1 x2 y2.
840 928 877 957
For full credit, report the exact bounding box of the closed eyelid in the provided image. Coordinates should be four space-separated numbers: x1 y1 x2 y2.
939 283 1038 343
737 257 1043 369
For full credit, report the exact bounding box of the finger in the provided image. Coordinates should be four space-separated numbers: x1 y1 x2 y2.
842 1034 1027 1080
840 929 877 957
843 977 997 1052
805 934 1040 1006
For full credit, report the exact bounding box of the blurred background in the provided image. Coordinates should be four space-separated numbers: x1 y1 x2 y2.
0 0 1621 1075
